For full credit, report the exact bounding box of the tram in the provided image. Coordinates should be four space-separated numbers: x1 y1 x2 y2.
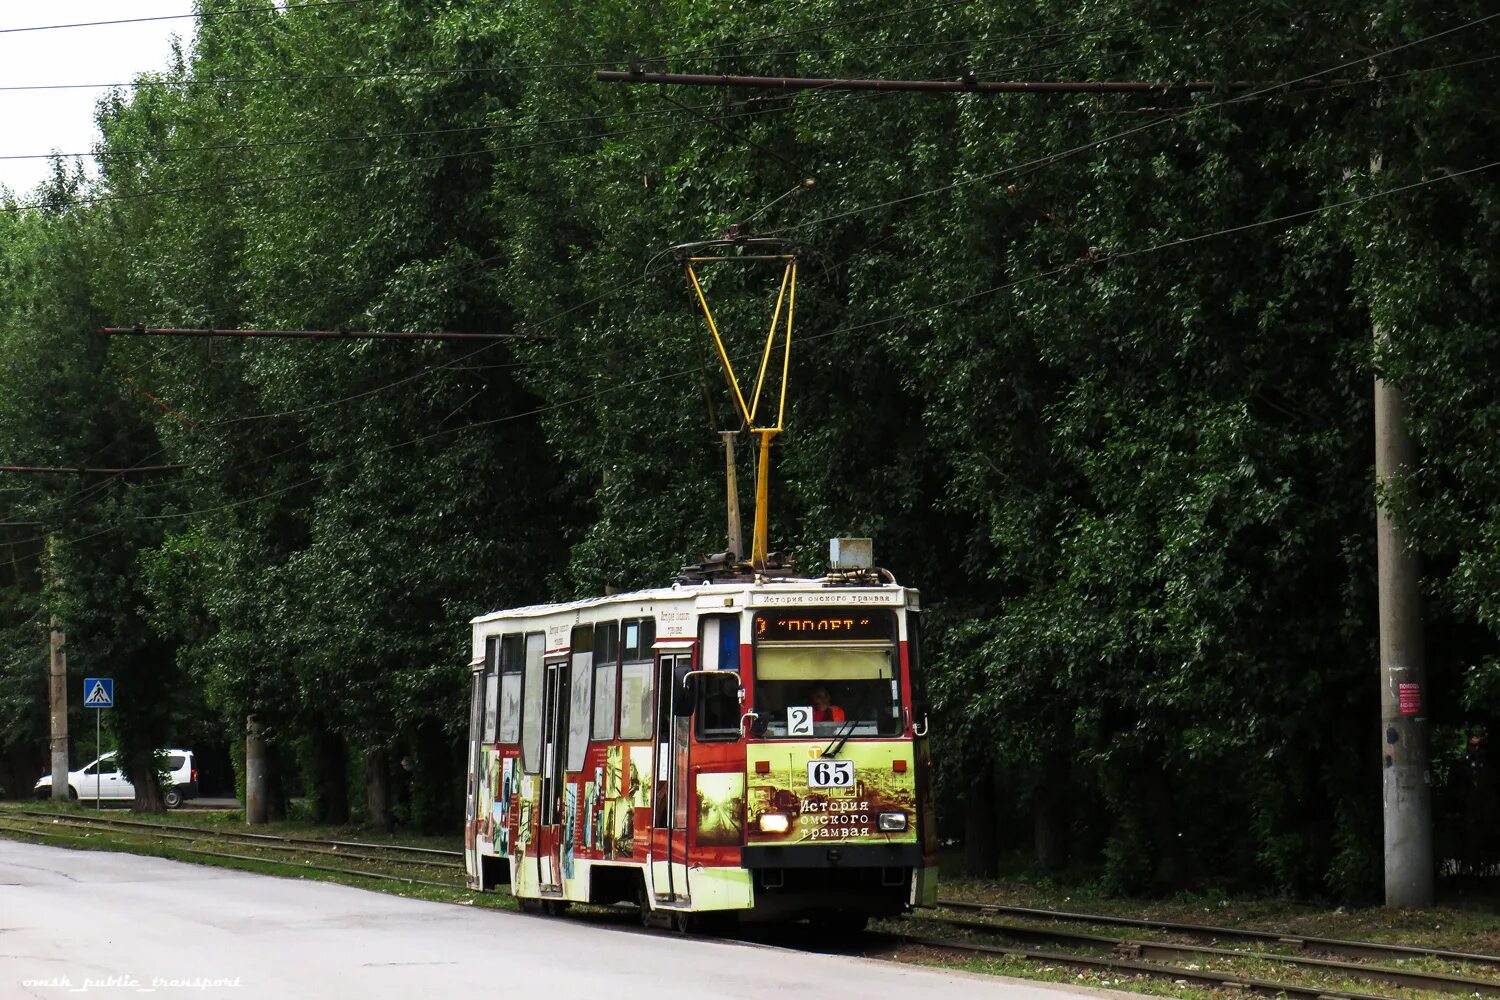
463 550 937 929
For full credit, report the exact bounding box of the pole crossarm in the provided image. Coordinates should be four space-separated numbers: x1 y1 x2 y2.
597 69 1273 94
0 464 189 474
101 326 550 342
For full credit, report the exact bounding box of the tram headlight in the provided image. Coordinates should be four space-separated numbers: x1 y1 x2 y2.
877 812 908 832
758 812 790 833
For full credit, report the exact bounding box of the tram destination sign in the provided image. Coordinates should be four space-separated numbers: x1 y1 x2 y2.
754 609 891 642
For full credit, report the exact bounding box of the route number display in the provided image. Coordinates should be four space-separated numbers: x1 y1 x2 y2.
807 759 855 789
787 706 814 736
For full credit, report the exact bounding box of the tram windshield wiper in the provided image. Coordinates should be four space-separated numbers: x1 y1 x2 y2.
821 718 858 759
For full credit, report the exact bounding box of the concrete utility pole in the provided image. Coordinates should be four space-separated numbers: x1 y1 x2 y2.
1371 149 1431 906
720 431 744 559
245 715 268 825
48 619 68 800
1370 149 1432 908
1375 318 1434 907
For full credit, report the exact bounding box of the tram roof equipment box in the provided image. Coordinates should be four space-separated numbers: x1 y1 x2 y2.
829 537 873 570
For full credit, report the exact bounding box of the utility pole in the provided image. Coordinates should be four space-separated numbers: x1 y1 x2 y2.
720 431 744 559
43 535 69 800
1372 153 1432 907
245 715 269 825
48 618 68 800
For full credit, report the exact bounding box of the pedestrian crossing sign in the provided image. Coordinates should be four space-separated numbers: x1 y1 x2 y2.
83 677 113 708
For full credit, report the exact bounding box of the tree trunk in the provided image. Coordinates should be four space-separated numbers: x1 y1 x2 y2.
310 729 349 825
266 742 288 822
365 745 392 832
127 746 166 813
963 760 999 878
411 720 459 834
1034 745 1071 872
1142 759 1183 890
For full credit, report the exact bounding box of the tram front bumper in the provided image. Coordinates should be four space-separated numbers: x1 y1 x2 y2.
741 843 922 869
740 844 921 920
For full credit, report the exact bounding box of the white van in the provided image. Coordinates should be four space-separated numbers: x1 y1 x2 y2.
34 749 198 808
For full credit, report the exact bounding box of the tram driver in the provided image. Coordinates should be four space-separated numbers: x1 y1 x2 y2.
809 683 845 723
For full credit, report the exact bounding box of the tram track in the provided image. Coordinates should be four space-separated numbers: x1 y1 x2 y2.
903 910 1500 998
4 808 464 870
934 899 1500 970
882 929 1401 1000
0 814 460 889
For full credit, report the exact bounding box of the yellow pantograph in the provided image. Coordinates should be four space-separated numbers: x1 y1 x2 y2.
684 252 797 570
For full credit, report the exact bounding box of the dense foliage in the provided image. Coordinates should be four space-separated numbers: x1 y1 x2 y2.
1 0 1496 896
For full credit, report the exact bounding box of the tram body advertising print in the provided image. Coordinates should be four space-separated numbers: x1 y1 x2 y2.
745 740 919 846
463 578 937 919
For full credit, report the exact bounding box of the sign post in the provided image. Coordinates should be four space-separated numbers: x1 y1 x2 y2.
83 678 113 811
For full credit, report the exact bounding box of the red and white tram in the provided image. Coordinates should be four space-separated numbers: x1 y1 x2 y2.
463 565 937 929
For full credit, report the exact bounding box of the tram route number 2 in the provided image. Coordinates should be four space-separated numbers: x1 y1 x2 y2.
806 759 855 789
788 706 814 736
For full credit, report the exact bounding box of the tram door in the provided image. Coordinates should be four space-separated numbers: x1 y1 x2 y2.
537 655 570 894
650 651 692 902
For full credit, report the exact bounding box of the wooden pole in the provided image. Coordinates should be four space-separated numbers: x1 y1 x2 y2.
721 431 744 559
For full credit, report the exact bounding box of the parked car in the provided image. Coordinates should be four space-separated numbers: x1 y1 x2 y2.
34 749 198 808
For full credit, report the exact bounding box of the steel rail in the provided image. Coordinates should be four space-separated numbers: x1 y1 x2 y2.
9 809 463 867
2 813 449 872
892 932 1400 1000
935 899 1500 969
62 817 462 872
914 913 1500 998
0 819 459 889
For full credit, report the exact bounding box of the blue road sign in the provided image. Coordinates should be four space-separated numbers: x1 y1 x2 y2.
83 677 113 708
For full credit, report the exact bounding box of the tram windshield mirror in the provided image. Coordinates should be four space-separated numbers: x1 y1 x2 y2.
752 646 902 738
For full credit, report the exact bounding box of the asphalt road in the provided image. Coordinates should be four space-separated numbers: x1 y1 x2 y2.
0 838 1117 1000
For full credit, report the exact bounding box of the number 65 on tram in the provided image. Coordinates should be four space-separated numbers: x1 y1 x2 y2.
463 572 936 928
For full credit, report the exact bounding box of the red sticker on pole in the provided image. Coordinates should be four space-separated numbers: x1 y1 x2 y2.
1398 682 1422 716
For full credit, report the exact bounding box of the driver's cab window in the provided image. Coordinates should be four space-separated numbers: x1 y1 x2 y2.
751 609 901 738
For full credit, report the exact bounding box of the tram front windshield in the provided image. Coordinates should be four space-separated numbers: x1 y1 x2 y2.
752 610 903 738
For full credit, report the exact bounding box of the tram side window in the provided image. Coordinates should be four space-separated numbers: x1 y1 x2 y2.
618 617 655 741
520 632 545 772
592 622 619 741
622 617 656 659
567 625 593 772
696 615 742 741
469 669 484 758
619 661 653 740
498 634 524 744
482 636 499 743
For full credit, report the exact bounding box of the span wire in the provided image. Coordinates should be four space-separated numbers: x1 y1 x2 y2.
2 17 1440 515
12 156 1493 556
0 0 377 35
767 8 1500 235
